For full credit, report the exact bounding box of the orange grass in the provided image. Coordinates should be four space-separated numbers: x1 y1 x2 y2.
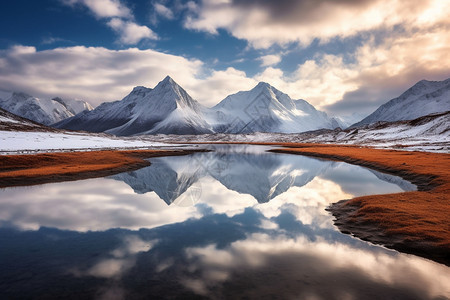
270 143 450 264
1 143 448 264
0 149 194 187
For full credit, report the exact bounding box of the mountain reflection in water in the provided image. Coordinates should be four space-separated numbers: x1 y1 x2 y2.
110 145 415 204
0 145 448 300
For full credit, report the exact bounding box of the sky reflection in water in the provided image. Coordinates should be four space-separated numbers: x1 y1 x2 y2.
0 145 448 299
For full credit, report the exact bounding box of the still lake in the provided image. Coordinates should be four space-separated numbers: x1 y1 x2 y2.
0 145 449 299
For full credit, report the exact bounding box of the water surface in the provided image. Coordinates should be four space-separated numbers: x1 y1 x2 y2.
0 145 448 299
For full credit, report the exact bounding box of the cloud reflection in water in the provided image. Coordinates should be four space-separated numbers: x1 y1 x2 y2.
0 146 447 299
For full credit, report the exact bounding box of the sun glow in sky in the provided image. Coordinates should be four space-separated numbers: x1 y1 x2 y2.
0 0 449 117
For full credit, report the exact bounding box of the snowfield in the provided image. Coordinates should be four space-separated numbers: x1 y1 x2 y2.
1 104 448 154
0 131 184 154
140 112 450 153
1 112 448 154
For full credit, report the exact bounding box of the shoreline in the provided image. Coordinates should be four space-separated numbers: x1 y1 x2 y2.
0 149 200 188
269 143 449 266
0 143 448 266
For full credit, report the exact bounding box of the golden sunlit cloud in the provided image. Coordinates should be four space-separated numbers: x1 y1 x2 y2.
185 0 449 49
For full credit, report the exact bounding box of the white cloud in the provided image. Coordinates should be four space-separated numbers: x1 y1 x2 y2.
184 0 450 49
41 36 73 45
186 67 258 107
254 55 359 109
64 0 131 19
244 23 449 115
1 21 449 115
0 46 202 106
107 18 158 44
62 0 157 44
84 0 131 18
258 54 281 67
183 233 450 299
154 3 175 20
0 46 254 108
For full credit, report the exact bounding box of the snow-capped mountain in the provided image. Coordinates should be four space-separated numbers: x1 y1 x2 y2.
0 90 93 126
56 78 340 135
55 76 213 135
351 78 450 127
52 97 93 116
332 113 367 129
207 82 339 133
292 111 450 152
0 107 54 131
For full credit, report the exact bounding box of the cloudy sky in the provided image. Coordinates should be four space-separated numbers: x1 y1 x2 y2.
0 0 449 117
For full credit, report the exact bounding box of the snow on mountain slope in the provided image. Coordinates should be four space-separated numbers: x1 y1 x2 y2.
55 76 213 136
53 86 153 133
143 111 449 153
0 107 52 131
352 78 450 127
52 97 93 115
207 82 338 133
0 107 178 154
54 78 340 135
285 111 450 152
0 90 93 126
332 113 367 129
142 107 213 134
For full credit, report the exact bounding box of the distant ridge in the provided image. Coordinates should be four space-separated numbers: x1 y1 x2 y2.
0 107 58 132
351 78 450 127
0 90 93 126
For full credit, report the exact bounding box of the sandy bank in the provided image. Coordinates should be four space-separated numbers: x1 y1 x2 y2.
269 143 449 266
0 149 199 188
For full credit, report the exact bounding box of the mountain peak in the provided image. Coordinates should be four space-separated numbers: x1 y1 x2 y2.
253 82 286 96
52 96 63 101
131 86 148 92
255 81 272 90
161 75 175 84
130 86 152 97
12 91 32 100
51 97 68 109
153 75 182 92
351 77 450 127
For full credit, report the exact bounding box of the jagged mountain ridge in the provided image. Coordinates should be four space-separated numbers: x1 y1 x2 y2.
55 76 339 135
0 90 93 126
8 76 448 135
351 78 450 127
54 76 213 135
207 82 340 133
0 107 58 131
294 111 450 152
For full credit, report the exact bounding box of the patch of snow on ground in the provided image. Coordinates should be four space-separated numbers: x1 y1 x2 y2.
0 131 189 154
0 115 22 124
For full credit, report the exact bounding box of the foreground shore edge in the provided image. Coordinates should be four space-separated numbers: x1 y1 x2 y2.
0 149 200 188
0 144 448 266
269 143 449 266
